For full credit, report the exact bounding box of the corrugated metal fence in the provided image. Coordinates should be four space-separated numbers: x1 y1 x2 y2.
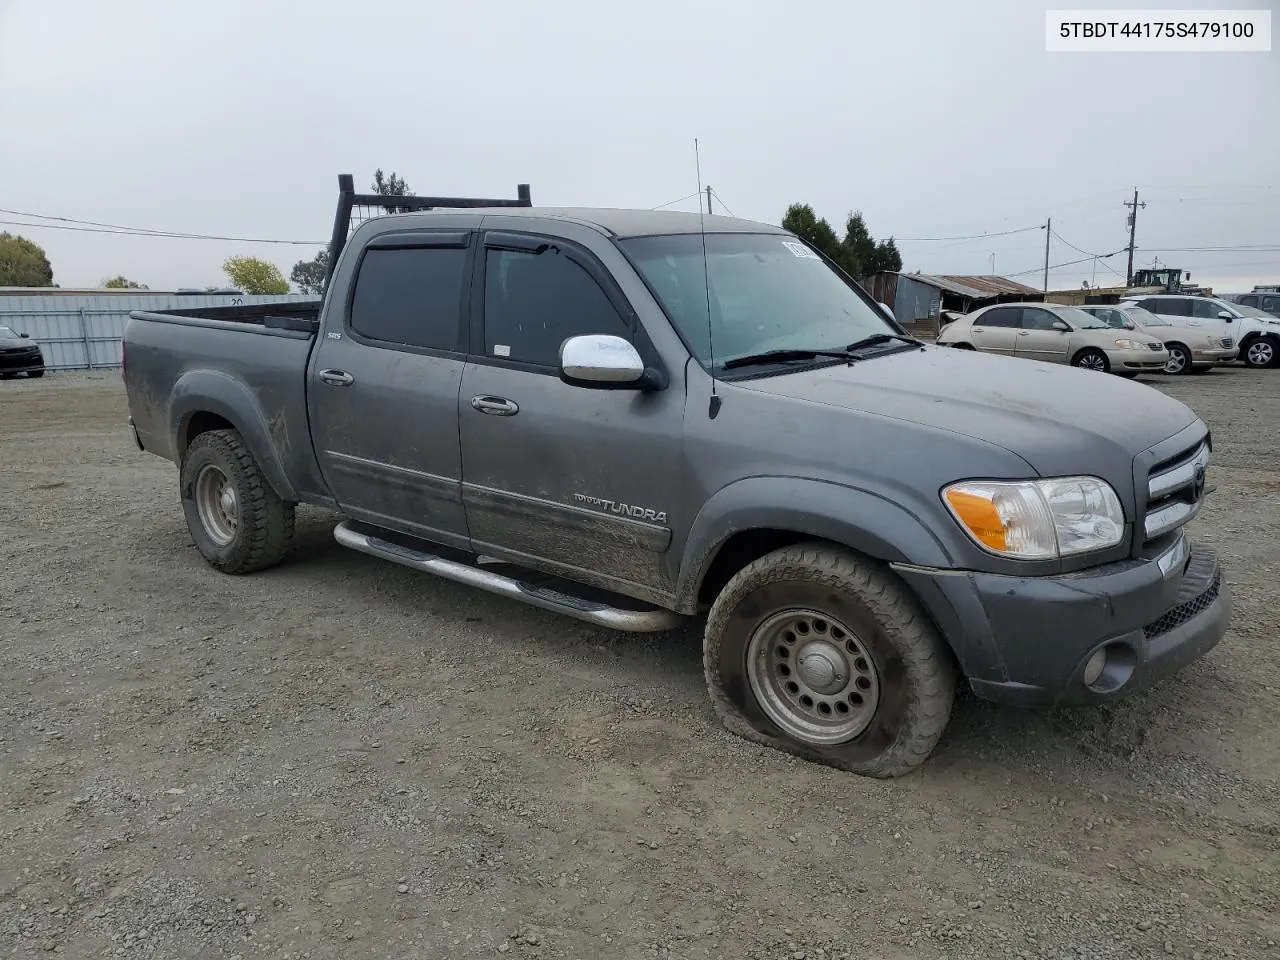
0 293 317 371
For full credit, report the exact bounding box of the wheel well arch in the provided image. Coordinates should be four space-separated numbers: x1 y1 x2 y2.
952 342 975 350
696 528 816 607
179 411 236 457
691 527 963 673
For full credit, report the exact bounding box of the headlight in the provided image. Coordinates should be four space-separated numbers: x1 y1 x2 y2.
1113 339 1136 349
943 477 1125 559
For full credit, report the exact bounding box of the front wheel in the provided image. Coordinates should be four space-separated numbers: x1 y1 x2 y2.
180 429 295 574
703 544 956 778
1163 343 1192 375
1073 348 1110 373
1244 337 1278 369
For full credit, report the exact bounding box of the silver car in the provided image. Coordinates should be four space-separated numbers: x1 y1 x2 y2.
1077 304 1237 375
935 302 1169 376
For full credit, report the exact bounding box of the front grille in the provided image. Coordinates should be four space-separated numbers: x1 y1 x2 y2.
1144 570 1222 639
1220 338 1234 349
1147 342 1166 351
1144 440 1210 541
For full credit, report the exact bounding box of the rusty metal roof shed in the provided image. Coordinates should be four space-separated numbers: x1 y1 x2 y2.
906 274 1042 299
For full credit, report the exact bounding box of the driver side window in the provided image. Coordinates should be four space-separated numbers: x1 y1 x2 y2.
1191 299 1226 320
483 246 630 368
1020 308 1058 331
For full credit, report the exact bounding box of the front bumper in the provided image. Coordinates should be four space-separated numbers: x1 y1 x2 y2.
1112 347 1169 371
1191 346 1238 365
0 350 44 373
895 537 1229 707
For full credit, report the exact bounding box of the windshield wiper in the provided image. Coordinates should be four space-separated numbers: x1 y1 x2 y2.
721 348 856 370
843 333 925 353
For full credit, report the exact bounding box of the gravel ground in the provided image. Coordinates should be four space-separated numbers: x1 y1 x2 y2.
2 369 1278 960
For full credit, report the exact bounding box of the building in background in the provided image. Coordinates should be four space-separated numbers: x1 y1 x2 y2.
863 272 1043 335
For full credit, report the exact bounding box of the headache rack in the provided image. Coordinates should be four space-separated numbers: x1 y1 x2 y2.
323 173 532 288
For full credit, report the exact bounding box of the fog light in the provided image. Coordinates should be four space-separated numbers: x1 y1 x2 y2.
1083 648 1108 687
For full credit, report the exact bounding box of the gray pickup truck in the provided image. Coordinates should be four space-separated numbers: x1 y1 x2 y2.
123 177 1229 777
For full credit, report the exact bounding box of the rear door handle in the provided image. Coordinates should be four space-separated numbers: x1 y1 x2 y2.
470 395 519 416
319 369 354 386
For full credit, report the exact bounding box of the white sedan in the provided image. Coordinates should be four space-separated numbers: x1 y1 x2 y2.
936 302 1169 376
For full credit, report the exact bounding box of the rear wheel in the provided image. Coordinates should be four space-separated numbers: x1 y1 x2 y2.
1073 348 1110 373
703 544 956 778
1244 337 1277 369
1163 343 1192 375
180 429 295 574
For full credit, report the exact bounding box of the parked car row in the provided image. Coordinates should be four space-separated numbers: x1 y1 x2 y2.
935 294 1280 375
0 325 45 378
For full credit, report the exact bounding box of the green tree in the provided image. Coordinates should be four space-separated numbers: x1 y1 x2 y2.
780 203 861 275
872 237 903 273
372 169 415 214
840 212 878 279
0 232 54 287
102 275 148 289
781 206 902 279
289 249 329 295
222 255 289 295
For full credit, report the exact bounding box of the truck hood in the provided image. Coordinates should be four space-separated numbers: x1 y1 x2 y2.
733 347 1201 477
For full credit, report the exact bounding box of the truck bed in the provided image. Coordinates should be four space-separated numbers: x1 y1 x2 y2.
135 300 323 334
124 301 331 506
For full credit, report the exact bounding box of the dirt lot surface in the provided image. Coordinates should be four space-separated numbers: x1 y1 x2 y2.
2 370 1278 960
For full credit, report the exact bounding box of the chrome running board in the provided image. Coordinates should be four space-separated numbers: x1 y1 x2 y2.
333 521 685 634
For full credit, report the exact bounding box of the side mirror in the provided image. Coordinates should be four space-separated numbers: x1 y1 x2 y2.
19 332 30 338
877 301 895 321
1218 311 1235 321
1052 320 1071 332
559 334 657 390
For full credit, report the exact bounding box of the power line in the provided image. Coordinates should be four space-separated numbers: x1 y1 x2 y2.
710 189 736 218
0 210 325 245
1051 229 1126 280
650 192 702 211
1140 244 1280 253
895 224 1045 242
1003 251 1125 279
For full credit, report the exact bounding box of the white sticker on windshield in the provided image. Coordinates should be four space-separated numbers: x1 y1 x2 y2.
782 241 820 260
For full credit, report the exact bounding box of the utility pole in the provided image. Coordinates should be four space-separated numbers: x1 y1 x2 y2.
706 185 713 216
1124 188 1145 286
1043 218 1051 292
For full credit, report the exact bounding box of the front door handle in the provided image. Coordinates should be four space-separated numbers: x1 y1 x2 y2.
319 369 354 386
471 395 519 416
1017 331 1030 336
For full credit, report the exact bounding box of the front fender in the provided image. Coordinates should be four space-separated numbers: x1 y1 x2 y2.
169 369 297 502
674 475 960 612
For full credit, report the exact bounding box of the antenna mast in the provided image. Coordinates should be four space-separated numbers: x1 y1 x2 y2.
695 138 720 418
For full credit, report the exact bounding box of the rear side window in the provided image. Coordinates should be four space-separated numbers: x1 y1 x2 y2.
1239 295 1259 307
978 307 1018 328
1263 296 1280 313
483 247 629 367
1150 298 1191 317
349 246 467 350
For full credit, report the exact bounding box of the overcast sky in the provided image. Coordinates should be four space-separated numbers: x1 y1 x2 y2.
1 0 1276 293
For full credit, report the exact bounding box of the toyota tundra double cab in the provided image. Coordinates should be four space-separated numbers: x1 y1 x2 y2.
121 176 1230 777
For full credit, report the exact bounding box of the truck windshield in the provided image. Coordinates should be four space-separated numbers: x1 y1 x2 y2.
619 233 893 369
